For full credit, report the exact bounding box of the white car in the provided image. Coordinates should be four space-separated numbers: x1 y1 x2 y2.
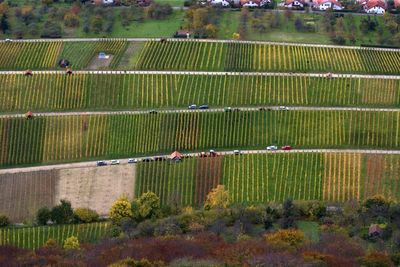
233 150 241 155
279 106 289 110
5 38 12 42
110 160 120 165
266 146 278 151
128 158 138 164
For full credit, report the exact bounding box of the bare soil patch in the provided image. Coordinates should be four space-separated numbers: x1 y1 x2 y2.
56 165 136 216
0 170 58 222
87 54 114 70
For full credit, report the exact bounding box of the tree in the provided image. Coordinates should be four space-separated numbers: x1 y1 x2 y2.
64 11 80 27
110 196 133 224
41 20 62 38
294 17 303 32
74 208 99 223
358 251 394 267
0 14 10 34
51 200 74 224
204 185 230 210
134 192 160 220
63 236 80 250
265 229 305 251
205 23 217 38
91 15 103 34
0 214 9 227
281 199 298 229
37 207 51 225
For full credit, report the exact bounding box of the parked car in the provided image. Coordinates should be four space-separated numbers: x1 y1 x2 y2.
188 104 197 110
234 150 241 155
5 38 12 42
142 158 153 162
96 160 107 166
224 107 232 112
259 107 267 111
209 149 217 157
110 160 120 165
149 110 158 114
128 158 138 164
279 106 289 110
281 145 292 151
233 108 240 112
266 145 278 151
199 105 209 110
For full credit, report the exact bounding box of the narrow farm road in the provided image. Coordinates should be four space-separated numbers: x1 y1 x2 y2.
1 149 400 174
1 70 399 79
1 38 399 52
0 106 399 118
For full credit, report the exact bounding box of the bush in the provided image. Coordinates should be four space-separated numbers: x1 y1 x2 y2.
0 214 10 227
133 192 160 221
109 257 164 267
43 238 58 249
358 251 394 267
63 236 80 250
74 208 99 223
110 196 133 224
134 220 155 238
51 200 74 224
154 217 183 236
265 229 305 251
37 207 51 225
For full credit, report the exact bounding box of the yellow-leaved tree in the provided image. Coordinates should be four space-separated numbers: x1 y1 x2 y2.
204 185 230 210
109 196 133 224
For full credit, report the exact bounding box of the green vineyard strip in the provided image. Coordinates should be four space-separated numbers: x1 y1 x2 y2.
0 73 399 112
137 41 400 74
0 110 399 167
135 153 400 206
0 222 110 249
0 41 128 70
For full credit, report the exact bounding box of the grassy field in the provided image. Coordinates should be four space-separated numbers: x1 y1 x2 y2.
135 153 400 206
137 41 400 74
0 222 110 249
0 73 398 112
0 110 398 167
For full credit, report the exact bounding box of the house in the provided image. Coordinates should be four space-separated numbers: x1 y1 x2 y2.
368 224 383 237
363 0 387 13
209 0 231 6
174 30 192 38
169 151 183 161
284 0 306 8
98 52 109 59
92 0 114 5
25 111 33 119
312 0 343 10
240 0 272 7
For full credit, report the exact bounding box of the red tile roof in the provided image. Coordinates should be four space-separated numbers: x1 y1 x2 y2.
313 0 342 6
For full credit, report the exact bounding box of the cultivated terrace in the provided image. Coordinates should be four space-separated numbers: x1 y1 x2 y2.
0 1 400 266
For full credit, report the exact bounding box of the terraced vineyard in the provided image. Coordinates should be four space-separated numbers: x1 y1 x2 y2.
137 41 400 74
136 153 400 206
0 73 399 112
0 40 128 70
0 222 110 249
0 110 398 167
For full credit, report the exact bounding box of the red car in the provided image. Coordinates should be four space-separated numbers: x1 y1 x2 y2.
281 145 292 151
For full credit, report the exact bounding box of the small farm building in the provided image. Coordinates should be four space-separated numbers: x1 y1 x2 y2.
169 151 183 161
